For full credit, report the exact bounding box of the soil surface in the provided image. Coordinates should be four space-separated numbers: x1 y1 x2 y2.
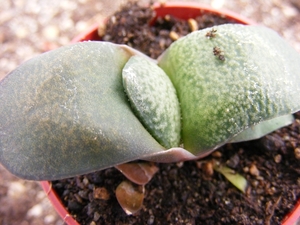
51 2 300 225
1 1 300 225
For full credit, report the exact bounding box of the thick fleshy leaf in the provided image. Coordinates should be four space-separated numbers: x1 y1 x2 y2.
122 55 181 148
0 42 165 180
158 24 300 155
2 24 300 182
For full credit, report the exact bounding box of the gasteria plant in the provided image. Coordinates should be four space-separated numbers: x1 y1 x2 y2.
0 24 300 197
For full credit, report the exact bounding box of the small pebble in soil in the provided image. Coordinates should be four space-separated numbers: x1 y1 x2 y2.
188 18 198 31
176 161 184 168
83 177 89 186
93 187 110 200
93 211 101 221
249 164 260 176
266 187 277 195
260 134 285 151
202 161 214 177
226 153 240 168
212 151 222 158
243 166 249 173
67 200 83 212
169 31 180 40
274 154 282 163
74 193 83 204
147 214 155 225
295 147 300 159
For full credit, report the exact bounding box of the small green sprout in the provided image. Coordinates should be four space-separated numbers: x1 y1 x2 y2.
213 162 248 193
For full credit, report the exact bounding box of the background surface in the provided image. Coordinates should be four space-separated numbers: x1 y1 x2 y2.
0 0 299 224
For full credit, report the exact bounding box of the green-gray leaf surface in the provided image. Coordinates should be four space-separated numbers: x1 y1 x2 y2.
1 24 300 181
158 24 300 154
0 42 165 180
230 114 294 143
122 55 181 149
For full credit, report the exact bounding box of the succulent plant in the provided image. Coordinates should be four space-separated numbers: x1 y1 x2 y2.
1 24 300 183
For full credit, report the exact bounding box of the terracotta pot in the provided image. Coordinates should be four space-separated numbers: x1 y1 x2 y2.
40 2 300 225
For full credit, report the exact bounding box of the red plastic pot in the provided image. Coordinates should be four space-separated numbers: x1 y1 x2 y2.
40 2 300 225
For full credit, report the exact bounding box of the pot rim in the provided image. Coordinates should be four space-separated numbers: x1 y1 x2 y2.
40 2 300 225
152 1 255 25
41 181 80 225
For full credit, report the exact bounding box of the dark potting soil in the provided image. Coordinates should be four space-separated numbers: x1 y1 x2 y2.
52 2 300 225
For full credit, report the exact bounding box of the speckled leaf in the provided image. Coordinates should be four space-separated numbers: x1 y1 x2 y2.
158 24 300 154
0 42 165 180
122 55 181 148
